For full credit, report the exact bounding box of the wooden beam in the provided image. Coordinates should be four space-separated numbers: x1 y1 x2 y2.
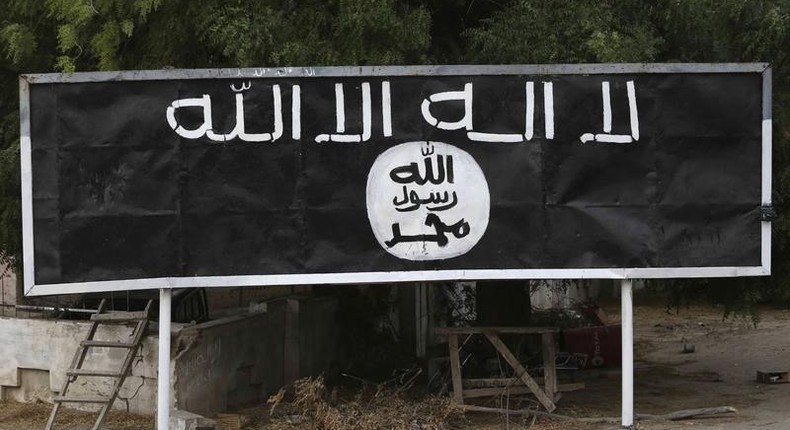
463 383 585 399
483 331 556 412
542 332 557 397
463 378 519 388
464 378 584 390
457 404 738 424
436 326 556 335
447 333 464 405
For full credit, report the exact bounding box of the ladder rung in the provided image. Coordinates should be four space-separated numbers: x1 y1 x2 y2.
66 369 124 377
53 395 109 404
90 311 148 322
81 340 136 348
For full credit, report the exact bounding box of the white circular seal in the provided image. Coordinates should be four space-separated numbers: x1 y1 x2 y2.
366 141 490 261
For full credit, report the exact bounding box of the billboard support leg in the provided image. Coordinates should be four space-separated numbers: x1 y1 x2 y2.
157 288 172 430
621 279 634 428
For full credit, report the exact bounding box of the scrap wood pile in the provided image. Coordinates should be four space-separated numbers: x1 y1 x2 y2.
257 376 738 429
264 376 466 430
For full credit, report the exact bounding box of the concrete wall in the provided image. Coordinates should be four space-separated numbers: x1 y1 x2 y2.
0 265 17 315
0 316 160 414
173 296 339 417
173 310 277 416
0 294 339 417
530 279 646 309
530 280 601 309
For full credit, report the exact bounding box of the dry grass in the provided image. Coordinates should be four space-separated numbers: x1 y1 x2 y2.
0 400 50 428
262 376 465 430
0 400 153 430
253 377 611 430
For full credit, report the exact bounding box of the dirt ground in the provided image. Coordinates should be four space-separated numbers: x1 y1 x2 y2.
556 302 790 430
1 302 789 429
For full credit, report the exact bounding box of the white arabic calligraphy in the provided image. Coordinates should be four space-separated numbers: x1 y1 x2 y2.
580 80 639 143
166 84 284 142
421 81 556 143
366 141 490 261
165 79 641 145
315 82 375 143
230 81 251 92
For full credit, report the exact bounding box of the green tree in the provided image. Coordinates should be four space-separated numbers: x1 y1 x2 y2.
465 0 662 63
0 0 432 274
40 0 431 71
462 0 790 314
661 0 790 314
1 0 789 317
0 0 59 273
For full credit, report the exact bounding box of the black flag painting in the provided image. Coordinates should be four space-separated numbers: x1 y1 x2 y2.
19 64 772 295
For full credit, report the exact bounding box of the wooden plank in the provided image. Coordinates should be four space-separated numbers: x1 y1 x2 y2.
756 371 790 383
49 299 153 430
90 311 148 322
542 332 557 397
463 383 585 399
464 378 518 388
483 332 556 412
66 369 123 377
447 333 464 405
436 326 557 335
464 378 585 390
459 404 736 423
81 340 136 348
464 386 533 398
46 299 107 430
93 301 152 430
69 299 107 370
283 298 300 385
54 396 108 403
44 403 61 430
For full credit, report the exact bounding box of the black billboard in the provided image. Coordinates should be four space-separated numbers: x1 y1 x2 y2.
20 64 772 295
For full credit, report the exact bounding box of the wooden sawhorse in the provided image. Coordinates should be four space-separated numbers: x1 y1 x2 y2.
435 326 560 412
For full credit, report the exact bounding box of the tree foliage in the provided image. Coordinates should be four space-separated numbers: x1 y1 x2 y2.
1 0 789 313
465 0 662 63
0 0 432 272
462 0 790 311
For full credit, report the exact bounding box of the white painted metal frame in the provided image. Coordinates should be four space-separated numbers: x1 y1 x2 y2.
19 63 772 296
157 289 172 430
621 279 634 428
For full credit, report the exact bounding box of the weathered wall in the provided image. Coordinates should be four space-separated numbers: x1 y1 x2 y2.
0 294 339 417
530 279 646 309
0 265 16 314
173 310 275 416
0 316 160 413
174 296 339 417
299 296 339 378
206 285 312 315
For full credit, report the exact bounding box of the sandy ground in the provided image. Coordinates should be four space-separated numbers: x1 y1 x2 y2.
641 304 790 430
1 303 789 429
558 303 790 430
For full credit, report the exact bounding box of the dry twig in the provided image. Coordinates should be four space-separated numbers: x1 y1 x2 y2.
459 404 738 424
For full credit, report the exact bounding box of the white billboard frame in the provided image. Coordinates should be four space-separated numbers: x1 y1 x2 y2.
19 63 772 296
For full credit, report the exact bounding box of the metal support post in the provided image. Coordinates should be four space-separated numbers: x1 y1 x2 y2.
621 279 634 428
157 288 172 430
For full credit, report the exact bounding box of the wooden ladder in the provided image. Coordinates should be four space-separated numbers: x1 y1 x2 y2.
45 298 153 430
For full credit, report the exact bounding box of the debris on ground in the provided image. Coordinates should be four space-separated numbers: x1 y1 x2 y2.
0 400 153 430
262 376 465 430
